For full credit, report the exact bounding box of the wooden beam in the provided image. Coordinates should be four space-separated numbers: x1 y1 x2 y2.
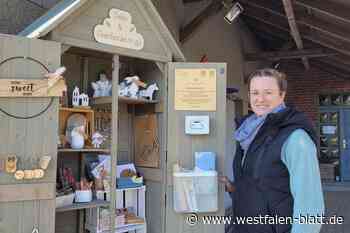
183 0 205 3
282 0 309 69
298 16 350 44
245 48 337 62
180 1 223 43
242 0 350 45
295 0 350 24
242 1 350 57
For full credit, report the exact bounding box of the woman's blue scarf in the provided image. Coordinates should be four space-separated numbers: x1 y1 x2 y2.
234 103 286 153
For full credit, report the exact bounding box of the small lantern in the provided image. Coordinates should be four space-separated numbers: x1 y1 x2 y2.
72 86 80 107
80 94 89 107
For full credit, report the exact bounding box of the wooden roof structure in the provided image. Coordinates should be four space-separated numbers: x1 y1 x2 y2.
182 0 350 77
19 0 185 62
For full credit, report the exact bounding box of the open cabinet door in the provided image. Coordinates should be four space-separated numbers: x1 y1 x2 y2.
165 63 226 233
0 34 61 233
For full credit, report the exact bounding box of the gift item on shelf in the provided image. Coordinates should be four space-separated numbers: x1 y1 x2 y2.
118 75 146 99
56 193 75 208
91 156 111 179
138 83 159 101
92 132 106 148
91 72 112 97
75 179 93 203
56 167 76 207
115 163 144 189
117 176 143 189
59 107 94 149
65 113 88 148
94 109 111 149
75 189 93 203
70 126 85 149
117 163 137 177
72 86 90 108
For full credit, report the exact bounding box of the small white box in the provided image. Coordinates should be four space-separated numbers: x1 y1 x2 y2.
56 193 75 208
173 171 218 213
185 115 210 135
75 190 93 203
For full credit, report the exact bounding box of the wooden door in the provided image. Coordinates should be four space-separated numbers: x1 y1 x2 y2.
165 63 226 233
0 34 61 233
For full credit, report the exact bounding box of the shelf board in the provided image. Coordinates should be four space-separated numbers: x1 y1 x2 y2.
116 223 146 233
92 96 159 105
86 222 146 233
60 107 93 113
116 185 146 192
56 200 110 212
58 148 110 153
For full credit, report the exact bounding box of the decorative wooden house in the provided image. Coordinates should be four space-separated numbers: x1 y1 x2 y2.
0 1 227 233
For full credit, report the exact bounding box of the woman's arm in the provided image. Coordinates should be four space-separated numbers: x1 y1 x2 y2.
282 129 325 233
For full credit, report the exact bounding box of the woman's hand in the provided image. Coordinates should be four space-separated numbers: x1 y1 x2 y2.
218 175 235 193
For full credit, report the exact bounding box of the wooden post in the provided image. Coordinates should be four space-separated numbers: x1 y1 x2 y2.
110 54 119 231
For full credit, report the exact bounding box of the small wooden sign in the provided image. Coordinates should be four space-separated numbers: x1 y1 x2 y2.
0 78 66 97
94 9 144 50
134 114 160 168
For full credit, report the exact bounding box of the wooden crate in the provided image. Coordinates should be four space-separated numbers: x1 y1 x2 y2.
59 107 94 148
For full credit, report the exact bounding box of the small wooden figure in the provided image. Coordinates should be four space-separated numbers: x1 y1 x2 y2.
24 170 34 179
39 155 51 170
14 170 24 180
5 156 17 173
33 169 45 179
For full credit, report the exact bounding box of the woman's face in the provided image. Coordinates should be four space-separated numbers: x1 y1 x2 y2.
249 76 286 116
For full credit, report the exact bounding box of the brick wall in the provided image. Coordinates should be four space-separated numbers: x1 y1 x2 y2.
280 61 350 124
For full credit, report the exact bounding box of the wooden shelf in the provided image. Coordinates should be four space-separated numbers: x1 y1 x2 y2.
116 185 146 192
56 200 109 212
60 107 93 113
86 222 146 233
58 148 110 153
92 96 159 105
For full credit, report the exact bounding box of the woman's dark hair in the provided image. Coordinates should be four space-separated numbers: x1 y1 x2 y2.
248 68 287 94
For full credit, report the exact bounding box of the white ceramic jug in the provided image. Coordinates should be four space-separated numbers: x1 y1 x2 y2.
71 128 85 149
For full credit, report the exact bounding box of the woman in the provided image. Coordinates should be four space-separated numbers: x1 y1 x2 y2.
220 68 324 233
